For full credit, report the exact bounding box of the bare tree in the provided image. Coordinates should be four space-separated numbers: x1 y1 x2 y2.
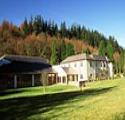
40 70 48 94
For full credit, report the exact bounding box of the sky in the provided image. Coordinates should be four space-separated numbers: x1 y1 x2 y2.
0 0 125 48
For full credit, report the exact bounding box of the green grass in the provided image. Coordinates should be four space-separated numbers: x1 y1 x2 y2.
0 78 125 120
0 84 78 100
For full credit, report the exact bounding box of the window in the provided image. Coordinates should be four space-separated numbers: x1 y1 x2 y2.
80 62 83 67
80 74 83 79
96 61 98 67
104 62 105 67
90 61 92 67
74 63 77 67
101 61 103 67
89 74 93 80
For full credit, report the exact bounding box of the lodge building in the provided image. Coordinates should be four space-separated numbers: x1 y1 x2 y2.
0 54 114 89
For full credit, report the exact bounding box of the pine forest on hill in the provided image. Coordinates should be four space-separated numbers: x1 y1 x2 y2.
0 15 124 74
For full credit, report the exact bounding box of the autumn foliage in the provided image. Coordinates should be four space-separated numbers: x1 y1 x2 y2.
0 16 124 73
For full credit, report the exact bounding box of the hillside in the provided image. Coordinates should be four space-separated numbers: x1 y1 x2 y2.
0 15 124 73
0 78 125 120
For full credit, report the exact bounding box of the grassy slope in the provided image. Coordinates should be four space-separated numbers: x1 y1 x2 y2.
0 84 78 100
0 79 125 120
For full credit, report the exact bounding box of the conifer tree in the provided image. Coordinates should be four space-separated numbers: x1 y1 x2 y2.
82 47 90 54
61 40 66 60
50 40 57 65
99 40 105 56
66 43 75 57
60 22 67 37
107 41 114 60
23 18 30 36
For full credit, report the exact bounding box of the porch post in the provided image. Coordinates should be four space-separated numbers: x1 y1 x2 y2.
61 77 63 84
32 74 35 87
75 75 78 86
56 74 58 84
14 75 17 88
52 74 54 84
74 75 78 82
66 75 68 85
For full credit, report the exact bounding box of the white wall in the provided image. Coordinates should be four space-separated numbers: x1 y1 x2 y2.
85 60 110 80
108 62 114 78
53 59 113 83
60 60 88 81
52 65 66 77
88 60 95 79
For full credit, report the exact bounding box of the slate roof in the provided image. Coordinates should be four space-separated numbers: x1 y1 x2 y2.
61 53 109 64
0 55 51 74
0 54 47 64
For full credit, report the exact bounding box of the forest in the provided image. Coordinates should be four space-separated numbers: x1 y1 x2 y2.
0 15 124 74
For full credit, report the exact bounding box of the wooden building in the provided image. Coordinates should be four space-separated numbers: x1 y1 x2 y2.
0 55 52 89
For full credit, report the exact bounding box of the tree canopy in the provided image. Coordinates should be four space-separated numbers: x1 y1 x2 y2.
0 15 124 73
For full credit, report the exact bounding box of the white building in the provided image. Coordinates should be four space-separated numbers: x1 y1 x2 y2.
52 53 114 87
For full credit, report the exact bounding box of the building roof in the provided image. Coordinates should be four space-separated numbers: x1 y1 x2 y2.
0 54 48 64
62 67 79 75
61 53 109 64
0 55 51 74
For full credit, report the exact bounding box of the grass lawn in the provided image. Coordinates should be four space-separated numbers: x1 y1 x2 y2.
0 78 125 120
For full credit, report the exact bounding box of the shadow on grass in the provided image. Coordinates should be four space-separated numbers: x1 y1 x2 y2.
0 86 116 120
0 89 27 96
